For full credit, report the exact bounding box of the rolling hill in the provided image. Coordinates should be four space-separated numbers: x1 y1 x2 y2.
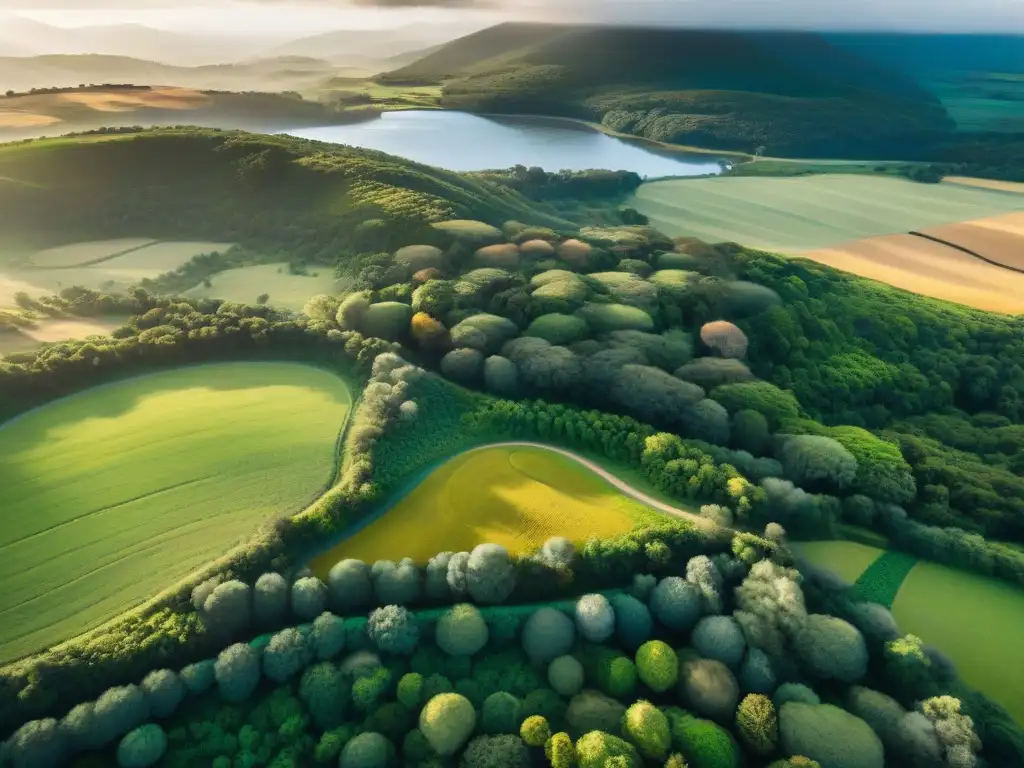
0 127 573 257
383 23 956 158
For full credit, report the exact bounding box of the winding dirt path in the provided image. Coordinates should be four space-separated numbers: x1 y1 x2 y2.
462 441 710 527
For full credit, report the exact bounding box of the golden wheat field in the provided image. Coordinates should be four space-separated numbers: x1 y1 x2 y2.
309 446 662 573
920 212 1024 271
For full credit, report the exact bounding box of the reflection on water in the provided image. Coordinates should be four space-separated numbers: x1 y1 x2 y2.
283 110 724 178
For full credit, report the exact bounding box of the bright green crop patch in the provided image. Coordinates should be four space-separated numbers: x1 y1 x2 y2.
850 550 919 608
0 362 351 663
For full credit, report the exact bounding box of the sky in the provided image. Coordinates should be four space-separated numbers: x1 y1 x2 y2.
1 0 1023 36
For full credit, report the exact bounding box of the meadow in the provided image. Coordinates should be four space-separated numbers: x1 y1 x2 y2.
0 316 128 357
0 362 351 663
797 540 1024 723
183 262 343 311
629 174 1024 252
308 445 666 573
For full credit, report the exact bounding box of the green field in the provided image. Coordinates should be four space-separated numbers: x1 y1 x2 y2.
798 540 1024 723
629 174 1024 252
893 561 1024 724
0 362 351 663
184 263 343 312
309 445 665 574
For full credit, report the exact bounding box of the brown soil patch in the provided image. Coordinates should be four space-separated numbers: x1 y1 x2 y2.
921 212 1024 271
60 88 210 113
0 110 61 128
803 233 1024 314
943 177 1024 194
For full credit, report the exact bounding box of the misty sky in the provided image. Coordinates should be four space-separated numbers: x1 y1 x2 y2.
1 0 1023 35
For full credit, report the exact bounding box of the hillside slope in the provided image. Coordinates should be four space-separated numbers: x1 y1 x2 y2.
0 128 573 259
384 23 955 158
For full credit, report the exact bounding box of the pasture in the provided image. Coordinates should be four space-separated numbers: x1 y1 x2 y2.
0 316 128 358
797 540 1024 723
629 174 1024 252
308 445 663 573
184 262 342 312
0 362 351 663
0 240 232 306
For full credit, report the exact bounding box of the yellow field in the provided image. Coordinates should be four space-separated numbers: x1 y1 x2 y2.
0 317 127 357
920 212 1024 271
943 177 1024 194
26 238 157 268
792 540 884 583
184 263 341 312
309 446 662 574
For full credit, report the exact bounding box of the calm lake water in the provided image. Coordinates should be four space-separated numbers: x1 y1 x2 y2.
284 110 724 178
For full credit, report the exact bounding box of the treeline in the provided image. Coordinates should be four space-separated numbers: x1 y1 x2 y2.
2 84 147 98
473 167 643 201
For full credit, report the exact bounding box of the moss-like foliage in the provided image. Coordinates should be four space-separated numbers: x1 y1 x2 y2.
679 659 740 724
575 303 655 333
419 693 477 756
567 691 627 737
710 381 801 429
546 731 577 768
432 219 504 244
521 715 552 747
395 244 446 272
635 641 678 693
397 673 425 709
436 603 489 657
462 734 531 768
576 730 642 768
665 708 740 768
340 732 395 768
623 700 672 759
522 607 576 664
451 314 520 354
778 703 884 768
482 692 523 735
549 655 586 697
735 694 778 755
526 313 591 345
363 302 414 341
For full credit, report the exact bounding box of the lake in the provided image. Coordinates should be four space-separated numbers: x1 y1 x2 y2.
284 110 724 178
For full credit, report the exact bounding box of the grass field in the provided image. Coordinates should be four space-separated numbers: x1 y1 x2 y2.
629 174 1024 253
892 561 1024 724
184 262 342 312
0 362 351 663
309 445 665 573
944 177 1024 195
0 240 233 307
0 316 128 357
792 540 885 583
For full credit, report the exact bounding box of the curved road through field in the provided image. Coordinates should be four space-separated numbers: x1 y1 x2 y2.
460 441 711 528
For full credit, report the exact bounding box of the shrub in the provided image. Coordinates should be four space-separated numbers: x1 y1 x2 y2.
521 715 552 747
700 321 748 359
482 692 523 734
558 238 593 265
467 543 517 603
739 648 776 694
700 504 734 527
598 654 638 700
523 607 576 664
546 732 577 768
263 627 313 683
623 700 672 759
575 594 615 642
411 311 449 349
649 577 701 632
340 732 395 768
310 611 346 660
692 616 746 668
777 435 858 493
60 702 102 753
435 603 489 656
736 694 778 755
635 641 678 693
447 551 471 596
679 659 740 723
200 579 251 635
452 314 520 354
291 576 328 620
442 347 485 385
116 724 167 768
576 731 641 768
413 279 456 316
179 659 215 696
522 688 567 727
483 355 520 397
918 696 982 768
567 691 627 737
419 693 477 756
665 709 740 768
353 668 392 712
779 703 884 768
793 614 868 683
367 605 420 654
395 672 425 709
685 555 724 614
609 593 653 650
140 669 185 718
463 734 531 768
423 672 454 700
711 382 801 429
253 572 289 626
503 336 582 393
328 559 374 611
576 303 654 333
396 244 446 271
93 685 150 747
845 686 905 750
215 643 261 703
300 662 349 730
675 358 755 390
730 409 771 454
549 655 586 697
773 683 820 708
372 559 422 605
521 238 557 255
541 536 577 568
526 313 590 345
363 302 414 341
733 560 807 656
618 258 652 276
3 718 66 768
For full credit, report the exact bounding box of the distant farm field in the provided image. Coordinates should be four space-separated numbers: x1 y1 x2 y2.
0 240 232 306
920 212 1024 271
184 262 343 312
309 445 663 573
798 540 1024 723
629 175 1024 252
0 316 128 358
0 362 351 663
